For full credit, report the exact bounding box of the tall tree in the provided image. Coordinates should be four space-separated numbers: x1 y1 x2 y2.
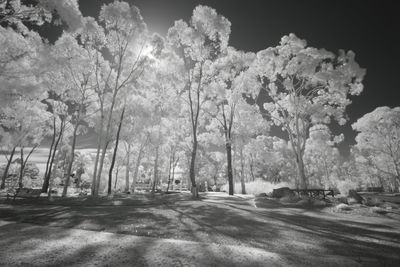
93 1 149 196
245 33 366 189
50 33 96 197
353 106 400 192
41 100 69 193
304 124 342 188
205 47 267 195
167 5 231 197
0 99 49 188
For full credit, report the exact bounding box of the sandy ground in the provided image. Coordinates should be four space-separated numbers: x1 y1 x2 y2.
0 192 399 266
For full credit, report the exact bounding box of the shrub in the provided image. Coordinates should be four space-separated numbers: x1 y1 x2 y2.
370 206 387 214
335 203 352 211
336 180 358 196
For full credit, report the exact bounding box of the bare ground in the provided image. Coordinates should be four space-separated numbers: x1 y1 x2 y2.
0 192 399 266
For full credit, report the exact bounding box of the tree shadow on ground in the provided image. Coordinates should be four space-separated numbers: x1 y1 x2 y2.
0 193 399 266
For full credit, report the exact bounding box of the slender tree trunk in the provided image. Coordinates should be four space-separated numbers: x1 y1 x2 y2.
1 146 16 189
189 138 198 197
114 167 119 190
91 127 103 195
48 136 63 198
166 149 174 192
249 155 255 182
131 141 146 192
226 141 234 195
171 157 178 190
95 140 109 195
62 117 80 197
42 120 64 193
124 143 131 192
18 145 37 189
96 81 121 195
239 146 246 194
44 117 56 186
108 106 125 195
18 147 24 189
152 146 159 193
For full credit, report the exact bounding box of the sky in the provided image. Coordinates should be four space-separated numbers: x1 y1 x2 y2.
39 0 400 155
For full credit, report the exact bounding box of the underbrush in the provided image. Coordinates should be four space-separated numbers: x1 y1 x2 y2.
336 180 358 196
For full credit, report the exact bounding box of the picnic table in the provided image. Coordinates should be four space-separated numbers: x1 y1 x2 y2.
7 188 42 201
292 189 334 199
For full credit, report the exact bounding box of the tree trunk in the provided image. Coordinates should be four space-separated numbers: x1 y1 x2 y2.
189 139 198 197
18 145 37 189
48 133 64 198
240 146 246 194
249 155 255 182
392 176 400 193
171 157 177 190
96 81 121 196
114 167 119 190
62 118 80 197
225 141 234 195
152 146 159 193
43 117 56 189
131 141 146 192
91 123 103 196
1 146 16 189
296 153 307 189
392 159 400 193
18 147 24 189
166 149 174 192
95 140 109 196
124 143 131 192
108 106 125 195
91 105 105 196
42 120 64 193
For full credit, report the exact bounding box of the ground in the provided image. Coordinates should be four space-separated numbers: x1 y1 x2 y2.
0 192 399 266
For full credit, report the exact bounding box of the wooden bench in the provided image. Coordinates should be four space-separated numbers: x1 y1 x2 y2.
7 188 42 200
292 189 334 199
366 187 384 193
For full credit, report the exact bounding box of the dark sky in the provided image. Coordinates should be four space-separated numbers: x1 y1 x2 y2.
43 0 400 155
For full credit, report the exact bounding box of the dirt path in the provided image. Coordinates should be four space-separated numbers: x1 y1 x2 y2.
0 192 399 266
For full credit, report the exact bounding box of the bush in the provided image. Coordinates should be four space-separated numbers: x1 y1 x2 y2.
335 203 352 211
336 180 358 196
280 195 301 203
221 179 292 195
370 206 387 214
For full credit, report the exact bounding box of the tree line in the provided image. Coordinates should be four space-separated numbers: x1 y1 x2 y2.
1 0 399 197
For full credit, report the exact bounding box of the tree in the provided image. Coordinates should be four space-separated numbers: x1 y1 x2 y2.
245 33 366 189
0 99 49 188
0 0 84 106
92 1 150 196
167 5 231 197
49 33 96 197
0 0 83 32
40 99 69 193
119 94 152 193
353 106 400 192
204 48 256 195
0 26 46 105
304 124 342 188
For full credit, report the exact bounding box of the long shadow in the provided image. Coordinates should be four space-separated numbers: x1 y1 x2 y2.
168 198 400 265
1 194 399 266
